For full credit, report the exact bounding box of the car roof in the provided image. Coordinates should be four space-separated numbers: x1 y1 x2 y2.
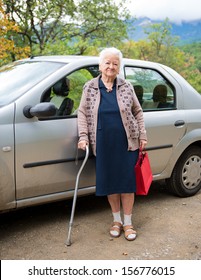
23 55 183 85
16 55 193 91
27 55 98 63
22 55 159 68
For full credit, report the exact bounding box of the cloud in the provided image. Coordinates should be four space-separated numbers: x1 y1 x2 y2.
116 0 201 24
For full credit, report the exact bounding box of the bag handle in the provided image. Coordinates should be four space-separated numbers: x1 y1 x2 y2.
139 146 146 154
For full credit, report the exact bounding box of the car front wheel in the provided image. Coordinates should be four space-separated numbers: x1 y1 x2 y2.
167 145 201 197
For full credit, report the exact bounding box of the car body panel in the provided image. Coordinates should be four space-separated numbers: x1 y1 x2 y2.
0 103 16 210
144 109 187 174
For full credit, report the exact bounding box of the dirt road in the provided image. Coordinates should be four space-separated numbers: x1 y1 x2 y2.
0 181 201 260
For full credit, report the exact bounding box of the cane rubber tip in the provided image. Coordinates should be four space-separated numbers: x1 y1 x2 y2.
65 240 71 246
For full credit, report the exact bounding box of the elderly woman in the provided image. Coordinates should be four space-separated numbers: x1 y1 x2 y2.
78 47 147 241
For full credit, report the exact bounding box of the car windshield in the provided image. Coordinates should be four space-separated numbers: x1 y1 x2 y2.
0 60 64 106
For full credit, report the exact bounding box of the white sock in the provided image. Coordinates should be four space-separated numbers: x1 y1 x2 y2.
113 211 122 224
110 211 122 237
124 214 136 239
124 214 132 226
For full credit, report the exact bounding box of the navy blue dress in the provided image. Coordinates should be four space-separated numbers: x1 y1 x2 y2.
96 79 139 196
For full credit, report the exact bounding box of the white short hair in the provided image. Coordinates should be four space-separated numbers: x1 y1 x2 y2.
99 47 123 67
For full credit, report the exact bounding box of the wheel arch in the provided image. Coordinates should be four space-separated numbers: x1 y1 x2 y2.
165 128 201 179
167 142 201 197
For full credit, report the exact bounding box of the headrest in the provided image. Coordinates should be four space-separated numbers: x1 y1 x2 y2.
134 85 143 94
134 85 143 96
53 78 70 96
153 84 167 102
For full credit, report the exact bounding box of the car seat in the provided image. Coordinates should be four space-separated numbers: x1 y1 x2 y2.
153 84 170 108
134 85 143 106
50 77 74 116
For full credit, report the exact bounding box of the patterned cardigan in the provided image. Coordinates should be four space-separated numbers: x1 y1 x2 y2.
78 75 147 156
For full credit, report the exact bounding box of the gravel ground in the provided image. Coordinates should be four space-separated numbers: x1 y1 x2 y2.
0 181 201 260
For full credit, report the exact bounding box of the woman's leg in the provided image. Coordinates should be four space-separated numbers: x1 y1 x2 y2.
107 193 121 212
107 194 122 237
121 193 137 240
121 193 134 215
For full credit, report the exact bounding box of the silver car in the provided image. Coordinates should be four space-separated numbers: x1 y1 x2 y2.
1 55 201 212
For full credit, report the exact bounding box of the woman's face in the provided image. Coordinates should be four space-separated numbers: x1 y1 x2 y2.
99 54 120 79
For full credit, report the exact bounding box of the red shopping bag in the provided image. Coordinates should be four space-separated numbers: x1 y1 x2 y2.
135 149 153 195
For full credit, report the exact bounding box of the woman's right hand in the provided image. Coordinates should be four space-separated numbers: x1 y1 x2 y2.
78 140 88 150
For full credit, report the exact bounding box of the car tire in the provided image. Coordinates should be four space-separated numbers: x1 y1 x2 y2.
167 145 201 197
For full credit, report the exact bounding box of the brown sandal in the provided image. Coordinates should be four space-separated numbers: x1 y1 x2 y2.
123 225 137 241
110 222 123 238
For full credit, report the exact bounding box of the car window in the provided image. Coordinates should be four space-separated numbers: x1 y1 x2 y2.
0 61 64 107
125 66 175 111
41 65 99 117
68 68 94 112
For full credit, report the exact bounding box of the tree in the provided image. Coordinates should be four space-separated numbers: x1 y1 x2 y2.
181 42 201 72
0 0 30 65
3 0 130 55
121 19 188 72
3 0 76 53
120 19 201 93
143 19 201 92
143 18 180 65
179 47 201 93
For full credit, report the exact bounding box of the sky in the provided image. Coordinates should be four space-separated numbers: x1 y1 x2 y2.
115 0 201 24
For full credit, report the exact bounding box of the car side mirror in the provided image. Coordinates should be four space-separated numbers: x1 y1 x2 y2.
23 102 56 118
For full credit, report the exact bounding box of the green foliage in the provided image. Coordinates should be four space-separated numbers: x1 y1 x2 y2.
3 0 130 55
0 0 30 65
181 67 201 93
3 0 76 53
181 42 201 72
68 69 94 110
143 18 180 65
121 19 201 93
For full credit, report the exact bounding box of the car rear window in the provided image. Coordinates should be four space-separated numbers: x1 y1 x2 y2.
0 61 64 106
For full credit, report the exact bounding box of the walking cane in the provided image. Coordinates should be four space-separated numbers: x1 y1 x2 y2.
65 145 89 246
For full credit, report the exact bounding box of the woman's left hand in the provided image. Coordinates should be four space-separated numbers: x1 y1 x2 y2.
140 139 147 151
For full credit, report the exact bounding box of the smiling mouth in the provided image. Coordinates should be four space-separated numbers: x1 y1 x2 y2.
107 69 115 72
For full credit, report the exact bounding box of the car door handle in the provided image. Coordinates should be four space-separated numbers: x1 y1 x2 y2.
2 146 12 152
174 120 185 127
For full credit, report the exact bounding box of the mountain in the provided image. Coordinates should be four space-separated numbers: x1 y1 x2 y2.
127 17 201 45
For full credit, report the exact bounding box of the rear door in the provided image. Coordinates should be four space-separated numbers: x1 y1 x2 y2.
125 65 187 176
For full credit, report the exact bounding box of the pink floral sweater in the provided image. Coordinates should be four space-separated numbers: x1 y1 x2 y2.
78 75 147 156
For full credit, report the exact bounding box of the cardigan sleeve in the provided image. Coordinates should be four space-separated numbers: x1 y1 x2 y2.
130 83 147 141
77 84 89 143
